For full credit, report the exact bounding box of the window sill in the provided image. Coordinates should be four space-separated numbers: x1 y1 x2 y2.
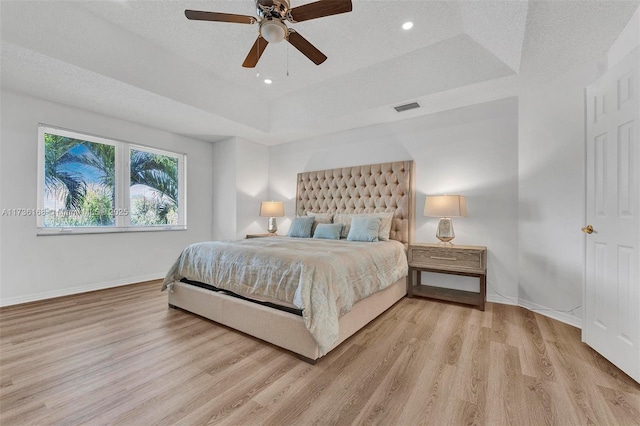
37 225 187 236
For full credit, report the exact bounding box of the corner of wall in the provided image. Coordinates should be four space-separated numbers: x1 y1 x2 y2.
212 139 238 240
211 137 270 240
518 297 583 329
607 5 640 68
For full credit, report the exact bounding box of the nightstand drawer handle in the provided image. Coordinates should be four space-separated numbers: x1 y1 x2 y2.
430 256 457 261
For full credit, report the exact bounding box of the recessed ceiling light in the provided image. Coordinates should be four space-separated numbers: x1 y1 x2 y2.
402 21 413 30
264 79 273 84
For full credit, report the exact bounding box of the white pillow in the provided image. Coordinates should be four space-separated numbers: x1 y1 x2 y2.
306 212 333 221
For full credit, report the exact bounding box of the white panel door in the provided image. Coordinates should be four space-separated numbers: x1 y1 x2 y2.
585 47 640 383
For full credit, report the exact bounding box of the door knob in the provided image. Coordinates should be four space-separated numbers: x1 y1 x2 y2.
581 225 594 234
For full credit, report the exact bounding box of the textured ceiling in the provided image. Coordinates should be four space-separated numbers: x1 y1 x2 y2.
1 0 638 145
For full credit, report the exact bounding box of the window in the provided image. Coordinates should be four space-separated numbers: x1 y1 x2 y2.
37 125 186 234
42 133 116 227
129 148 180 226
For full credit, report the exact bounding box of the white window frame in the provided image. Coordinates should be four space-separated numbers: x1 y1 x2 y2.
37 124 187 235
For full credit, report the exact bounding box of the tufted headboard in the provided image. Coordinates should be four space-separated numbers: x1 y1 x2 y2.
295 161 415 244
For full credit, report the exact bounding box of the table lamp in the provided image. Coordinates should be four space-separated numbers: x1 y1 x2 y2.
259 201 285 234
424 195 467 245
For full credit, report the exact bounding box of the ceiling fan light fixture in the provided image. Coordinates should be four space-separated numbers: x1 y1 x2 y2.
185 0 354 68
260 19 287 43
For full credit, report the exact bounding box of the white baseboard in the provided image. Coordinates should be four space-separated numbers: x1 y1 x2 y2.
518 298 582 329
487 293 519 306
1 276 584 330
0 273 165 307
486 290 582 329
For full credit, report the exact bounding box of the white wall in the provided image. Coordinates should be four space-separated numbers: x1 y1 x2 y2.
0 90 214 305
269 98 520 302
212 139 237 241
211 136 269 240
517 61 604 326
517 6 640 327
236 138 270 237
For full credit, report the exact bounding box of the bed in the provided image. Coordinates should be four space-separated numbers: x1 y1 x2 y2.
163 160 415 363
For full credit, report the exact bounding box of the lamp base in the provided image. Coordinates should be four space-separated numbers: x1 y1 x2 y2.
436 217 455 245
267 217 278 234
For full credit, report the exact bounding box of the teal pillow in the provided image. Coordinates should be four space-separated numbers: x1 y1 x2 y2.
313 223 343 240
346 216 382 242
287 216 315 238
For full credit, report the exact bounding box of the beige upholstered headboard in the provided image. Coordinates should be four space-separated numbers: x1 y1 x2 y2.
295 161 415 244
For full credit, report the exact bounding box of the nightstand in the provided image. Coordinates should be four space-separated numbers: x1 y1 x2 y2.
246 233 280 239
407 243 487 310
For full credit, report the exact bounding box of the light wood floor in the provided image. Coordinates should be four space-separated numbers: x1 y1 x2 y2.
1 280 638 425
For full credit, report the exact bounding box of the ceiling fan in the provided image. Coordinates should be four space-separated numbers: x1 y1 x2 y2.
185 0 353 68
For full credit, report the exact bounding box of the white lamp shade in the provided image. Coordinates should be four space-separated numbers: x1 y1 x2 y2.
424 195 467 218
260 20 287 43
259 201 285 217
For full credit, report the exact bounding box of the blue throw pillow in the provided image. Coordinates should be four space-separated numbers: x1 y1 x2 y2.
346 216 382 242
287 216 315 238
313 223 343 240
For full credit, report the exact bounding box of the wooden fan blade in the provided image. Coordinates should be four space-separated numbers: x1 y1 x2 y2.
288 0 352 23
287 31 327 65
184 10 256 24
242 37 269 68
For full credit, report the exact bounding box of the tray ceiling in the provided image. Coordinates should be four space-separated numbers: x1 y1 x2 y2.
1 0 638 145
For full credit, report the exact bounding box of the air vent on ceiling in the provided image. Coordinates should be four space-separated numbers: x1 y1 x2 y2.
393 102 421 112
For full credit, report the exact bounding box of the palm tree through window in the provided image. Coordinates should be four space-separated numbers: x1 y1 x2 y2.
38 125 186 234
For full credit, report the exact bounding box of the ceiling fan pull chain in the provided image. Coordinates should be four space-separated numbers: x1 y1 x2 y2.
287 44 290 77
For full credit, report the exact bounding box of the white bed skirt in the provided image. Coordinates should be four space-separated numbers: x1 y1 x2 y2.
168 277 407 362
